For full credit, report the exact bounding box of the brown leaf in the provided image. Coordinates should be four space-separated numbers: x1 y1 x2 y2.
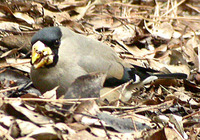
43 86 58 99
145 21 174 40
0 49 18 59
99 87 120 105
43 8 71 25
13 12 35 25
5 58 31 73
147 129 167 140
164 127 182 140
67 130 103 140
148 59 190 76
0 4 13 15
0 22 21 32
113 25 137 45
64 72 107 99
16 119 39 136
26 125 58 140
4 103 52 125
74 100 100 124
183 37 199 70
0 34 33 53
97 112 150 133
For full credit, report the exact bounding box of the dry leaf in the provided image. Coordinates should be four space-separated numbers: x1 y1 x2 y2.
100 87 120 105
97 112 146 133
5 58 31 73
74 100 100 125
43 86 58 99
148 59 190 76
64 72 107 99
0 34 33 53
113 25 137 45
4 103 53 125
145 22 174 40
13 12 35 24
0 1 199 139
67 130 103 140
16 119 39 136
183 37 199 70
27 126 58 140
0 22 20 32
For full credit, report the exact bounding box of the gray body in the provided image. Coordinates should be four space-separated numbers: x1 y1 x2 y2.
30 27 130 97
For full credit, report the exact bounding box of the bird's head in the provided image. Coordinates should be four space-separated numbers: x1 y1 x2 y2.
31 27 62 69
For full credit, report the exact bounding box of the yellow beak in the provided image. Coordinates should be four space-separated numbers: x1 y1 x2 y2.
31 41 54 69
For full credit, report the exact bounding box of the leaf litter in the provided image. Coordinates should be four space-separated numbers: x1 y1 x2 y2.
0 0 200 139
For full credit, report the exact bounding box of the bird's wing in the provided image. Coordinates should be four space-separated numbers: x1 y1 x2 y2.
59 27 130 80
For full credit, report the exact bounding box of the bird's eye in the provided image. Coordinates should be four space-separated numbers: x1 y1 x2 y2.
54 40 60 47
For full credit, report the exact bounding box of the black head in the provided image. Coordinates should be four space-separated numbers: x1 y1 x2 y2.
31 27 62 48
31 27 62 68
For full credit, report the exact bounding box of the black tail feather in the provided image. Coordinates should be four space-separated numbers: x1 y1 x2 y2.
104 67 187 87
154 73 187 79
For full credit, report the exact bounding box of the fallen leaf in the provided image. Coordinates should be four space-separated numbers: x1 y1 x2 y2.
148 59 190 76
145 21 174 40
183 37 199 70
13 12 35 24
16 119 39 136
27 125 59 140
97 112 150 133
67 130 103 140
43 86 58 99
0 34 33 54
64 72 107 99
4 103 53 125
74 100 100 125
0 22 21 32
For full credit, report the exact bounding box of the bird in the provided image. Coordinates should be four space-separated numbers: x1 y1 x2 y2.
30 26 187 98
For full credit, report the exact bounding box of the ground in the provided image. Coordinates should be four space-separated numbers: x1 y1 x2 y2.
0 0 200 139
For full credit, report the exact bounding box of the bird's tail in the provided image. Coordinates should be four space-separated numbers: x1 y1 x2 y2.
135 72 187 85
154 73 187 79
127 65 188 85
